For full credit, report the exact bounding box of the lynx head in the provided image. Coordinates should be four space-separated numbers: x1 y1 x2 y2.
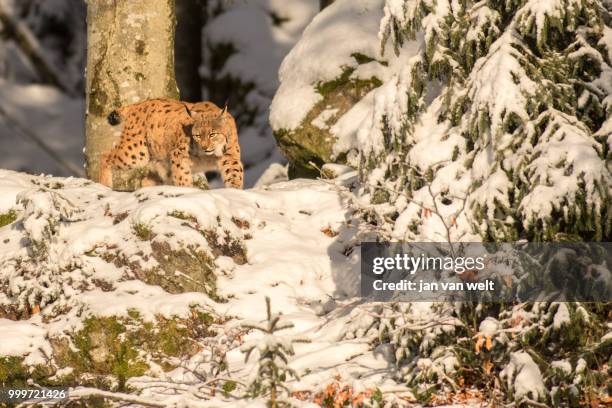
184 104 230 156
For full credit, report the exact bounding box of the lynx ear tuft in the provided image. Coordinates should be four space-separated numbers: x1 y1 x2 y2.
220 101 228 117
183 103 194 119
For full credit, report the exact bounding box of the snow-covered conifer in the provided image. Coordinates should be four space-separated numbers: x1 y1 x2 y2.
363 0 611 241
241 296 309 407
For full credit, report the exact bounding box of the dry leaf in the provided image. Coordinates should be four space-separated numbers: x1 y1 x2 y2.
321 227 338 237
475 335 485 353
485 336 493 351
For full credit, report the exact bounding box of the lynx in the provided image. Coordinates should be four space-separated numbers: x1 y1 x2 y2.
99 98 243 189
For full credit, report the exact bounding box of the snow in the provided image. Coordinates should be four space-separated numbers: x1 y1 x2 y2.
205 0 317 96
0 318 50 358
478 317 499 337
552 302 570 329
270 0 386 131
519 111 610 230
0 168 430 406
551 360 572 374
311 108 338 130
516 0 583 45
500 351 546 401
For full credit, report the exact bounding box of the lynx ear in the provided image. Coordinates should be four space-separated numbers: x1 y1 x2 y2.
219 101 228 117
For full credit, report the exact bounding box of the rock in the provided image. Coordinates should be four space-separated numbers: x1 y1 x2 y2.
273 66 382 179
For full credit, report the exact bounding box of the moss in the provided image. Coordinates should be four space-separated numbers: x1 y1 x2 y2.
0 356 54 388
0 312 215 395
371 189 391 205
0 209 17 228
134 40 146 56
0 356 29 387
168 210 197 223
52 310 215 391
315 67 355 96
132 223 154 241
148 241 218 298
202 229 247 265
223 380 237 396
193 174 209 190
61 316 148 390
60 397 113 407
100 242 219 299
111 167 149 192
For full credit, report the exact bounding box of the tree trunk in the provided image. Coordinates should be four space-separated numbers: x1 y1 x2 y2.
320 0 335 10
85 0 179 189
175 0 204 102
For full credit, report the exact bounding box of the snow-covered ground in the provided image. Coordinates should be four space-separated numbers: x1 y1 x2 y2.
0 169 484 406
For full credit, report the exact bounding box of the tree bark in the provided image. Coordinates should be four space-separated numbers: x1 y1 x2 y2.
85 0 179 188
175 0 204 102
320 0 335 10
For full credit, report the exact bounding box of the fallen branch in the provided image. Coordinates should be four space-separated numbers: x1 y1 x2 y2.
69 387 167 407
0 0 74 95
0 104 84 177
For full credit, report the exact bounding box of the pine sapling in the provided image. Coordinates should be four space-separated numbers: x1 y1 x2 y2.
241 296 309 407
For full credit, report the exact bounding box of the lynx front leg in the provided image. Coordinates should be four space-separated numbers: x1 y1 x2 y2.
170 148 194 187
218 154 243 189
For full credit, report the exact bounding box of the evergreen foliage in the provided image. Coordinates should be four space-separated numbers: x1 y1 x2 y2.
347 2 612 404
242 296 310 407
362 0 612 242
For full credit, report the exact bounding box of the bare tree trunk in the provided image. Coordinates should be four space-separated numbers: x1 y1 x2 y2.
175 0 204 102
320 0 335 10
85 0 179 189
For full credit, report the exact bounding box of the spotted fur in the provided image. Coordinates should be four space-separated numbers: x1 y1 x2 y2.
99 98 243 189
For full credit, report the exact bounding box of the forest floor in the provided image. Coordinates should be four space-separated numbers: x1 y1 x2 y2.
0 169 483 407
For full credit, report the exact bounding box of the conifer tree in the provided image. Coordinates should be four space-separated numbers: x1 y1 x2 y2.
346 2 612 404
360 0 612 242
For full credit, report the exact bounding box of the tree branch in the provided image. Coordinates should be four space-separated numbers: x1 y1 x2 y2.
68 387 167 407
0 105 84 177
0 0 75 95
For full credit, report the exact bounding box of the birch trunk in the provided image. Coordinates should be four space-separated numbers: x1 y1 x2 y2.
85 0 179 189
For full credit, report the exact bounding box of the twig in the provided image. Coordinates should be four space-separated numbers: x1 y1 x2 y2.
307 161 469 244
427 184 456 257
520 398 549 408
